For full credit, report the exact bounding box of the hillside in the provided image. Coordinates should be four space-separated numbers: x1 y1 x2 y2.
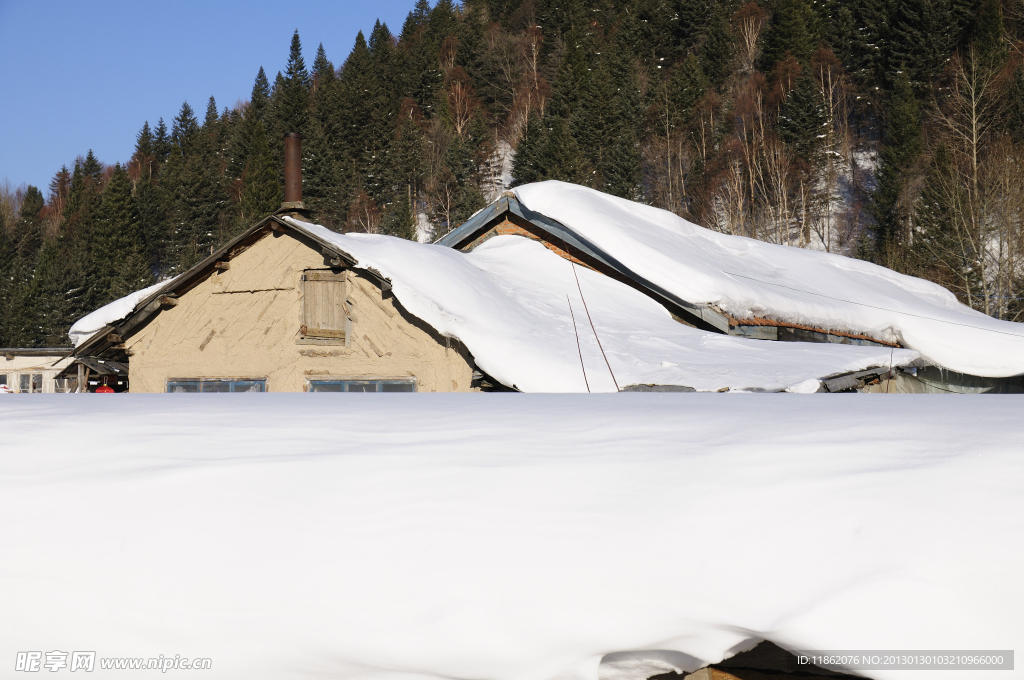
2 0 1023 346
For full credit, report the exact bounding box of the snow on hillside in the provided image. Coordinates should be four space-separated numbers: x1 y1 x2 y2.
294 222 919 392
513 181 1024 378
1 394 1021 680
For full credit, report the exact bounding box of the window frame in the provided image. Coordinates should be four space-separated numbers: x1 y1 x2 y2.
306 378 416 393
166 378 268 393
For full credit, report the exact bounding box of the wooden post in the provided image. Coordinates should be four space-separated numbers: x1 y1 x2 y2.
77 362 85 393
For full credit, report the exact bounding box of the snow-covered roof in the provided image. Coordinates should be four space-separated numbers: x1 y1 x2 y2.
69 278 176 347
500 182 1024 378
69 212 920 393
290 220 918 392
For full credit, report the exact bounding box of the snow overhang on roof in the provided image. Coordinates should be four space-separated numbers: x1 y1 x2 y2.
435 192 738 335
437 181 1024 378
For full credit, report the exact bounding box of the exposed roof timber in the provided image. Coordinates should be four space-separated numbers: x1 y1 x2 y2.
75 356 128 376
2 348 74 356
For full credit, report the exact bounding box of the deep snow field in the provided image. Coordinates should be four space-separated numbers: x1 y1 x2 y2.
1 393 1021 680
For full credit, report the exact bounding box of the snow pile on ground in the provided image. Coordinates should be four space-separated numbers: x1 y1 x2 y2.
2 394 1021 680
291 221 918 392
513 181 1024 378
68 278 175 347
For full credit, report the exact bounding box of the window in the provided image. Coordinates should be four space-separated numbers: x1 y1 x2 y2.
308 379 416 393
18 374 40 393
167 379 266 393
0 374 7 388
301 270 347 340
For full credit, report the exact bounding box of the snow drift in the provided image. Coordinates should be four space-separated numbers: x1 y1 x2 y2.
1 394 1021 680
289 222 919 392
513 181 1024 378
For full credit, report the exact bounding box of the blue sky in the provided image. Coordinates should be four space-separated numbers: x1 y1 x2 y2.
0 0 415 192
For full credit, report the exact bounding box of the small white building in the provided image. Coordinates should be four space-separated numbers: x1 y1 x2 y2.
0 349 75 393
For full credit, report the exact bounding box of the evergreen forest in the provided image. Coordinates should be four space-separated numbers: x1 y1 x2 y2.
4 0 1024 347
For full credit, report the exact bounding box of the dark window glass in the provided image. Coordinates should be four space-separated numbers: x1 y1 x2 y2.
308 379 416 393
380 381 415 392
20 374 30 392
230 380 265 393
308 381 344 392
167 379 265 393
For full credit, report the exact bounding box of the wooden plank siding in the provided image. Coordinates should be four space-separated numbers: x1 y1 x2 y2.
301 270 348 339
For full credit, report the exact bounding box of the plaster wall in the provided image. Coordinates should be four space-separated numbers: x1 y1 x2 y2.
125 230 477 393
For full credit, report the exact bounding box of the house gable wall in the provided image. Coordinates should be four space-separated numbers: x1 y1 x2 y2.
125 230 476 393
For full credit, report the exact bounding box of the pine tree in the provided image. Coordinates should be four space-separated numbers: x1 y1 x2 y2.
380 191 417 240
153 118 171 164
911 142 979 298
511 115 548 185
238 121 282 226
972 0 1006 65
0 218 16 346
171 102 200 153
886 0 956 95
129 122 166 274
670 53 710 124
760 0 821 69
92 165 152 303
135 122 154 160
872 69 923 268
166 124 227 272
312 43 335 100
276 30 311 136
543 117 590 184
333 31 374 193
842 0 888 88
700 3 735 87
676 0 710 51
1007 66 1024 143
365 20 400 201
303 118 342 229
228 68 273 178
203 96 219 129
778 71 827 161
392 99 426 206
250 66 272 123
29 237 92 346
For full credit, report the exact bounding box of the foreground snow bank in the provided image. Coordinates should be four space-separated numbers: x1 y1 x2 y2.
1 394 1021 680
293 223 918 392
514 181 1024 378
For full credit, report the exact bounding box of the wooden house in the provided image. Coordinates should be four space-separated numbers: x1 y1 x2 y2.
69 214 479 394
